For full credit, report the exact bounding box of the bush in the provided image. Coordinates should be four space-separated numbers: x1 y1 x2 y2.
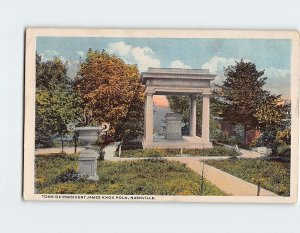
98 148 105 160
253 128 291 154
211 132 242 147
227 136 239 145
274 145 291 160
121 140 143 150
276 128 291 146
211 129 229 144
55 169 82 183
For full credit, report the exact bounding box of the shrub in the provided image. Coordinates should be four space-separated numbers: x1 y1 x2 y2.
98 148 105 160
55 169 81 183
274 145 291 160
121 140 143 150
253 128 291 154
211 124 244 146
233 124 245 145
211 129 229 144
276 128 291 146
227 136 239 145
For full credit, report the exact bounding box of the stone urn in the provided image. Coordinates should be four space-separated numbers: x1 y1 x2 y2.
75 127 101 181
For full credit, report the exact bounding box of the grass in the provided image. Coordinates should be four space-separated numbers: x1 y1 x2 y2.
206 158 290 196
35 153 225 196
119 147 240 158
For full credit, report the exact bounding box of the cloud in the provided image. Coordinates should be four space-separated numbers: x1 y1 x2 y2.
131 47 160 71
201 56 290 98
264 67 290 98
39 50 65 62
169 59 191 69
39 50 81 79
201 56 248 85
66 60 80 80
106 41 160 71
107 41 132 57
76 50 86 58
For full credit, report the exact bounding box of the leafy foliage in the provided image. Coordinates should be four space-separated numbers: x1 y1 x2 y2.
75 49 144 141
253 127 291 156
275 145 291 160
276 128 291 146
218 60 288 142
36 55 71 89
55 169 82 183
167 96 192 125
35 55 80 148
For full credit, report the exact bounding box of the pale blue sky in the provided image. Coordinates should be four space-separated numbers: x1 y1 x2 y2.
36 37 291 98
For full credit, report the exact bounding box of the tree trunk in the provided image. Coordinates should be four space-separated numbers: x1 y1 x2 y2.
61 132 64 153
74 135 77 153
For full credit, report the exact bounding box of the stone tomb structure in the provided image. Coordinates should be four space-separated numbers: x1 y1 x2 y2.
141 68 216 149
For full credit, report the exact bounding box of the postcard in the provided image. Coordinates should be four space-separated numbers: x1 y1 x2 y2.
24 28 299 203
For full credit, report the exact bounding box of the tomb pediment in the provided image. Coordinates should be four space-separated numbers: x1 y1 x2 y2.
141 68 216 95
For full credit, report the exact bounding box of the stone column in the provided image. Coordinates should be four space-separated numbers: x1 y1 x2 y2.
144 92 154 145
202 91 211 143
189 95 197 137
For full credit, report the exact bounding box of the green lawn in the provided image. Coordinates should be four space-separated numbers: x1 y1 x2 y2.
119 147 240 158
206 158 290 196
35 154 225 196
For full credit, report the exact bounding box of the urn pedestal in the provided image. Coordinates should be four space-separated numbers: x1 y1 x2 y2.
78 149 99 181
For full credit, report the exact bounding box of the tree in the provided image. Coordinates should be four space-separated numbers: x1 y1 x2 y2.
36 54 70 89
35 55 79 150
218 59 288 144
75 49 144 141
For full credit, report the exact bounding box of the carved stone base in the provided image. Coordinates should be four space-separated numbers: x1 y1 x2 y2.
78 148 99 181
